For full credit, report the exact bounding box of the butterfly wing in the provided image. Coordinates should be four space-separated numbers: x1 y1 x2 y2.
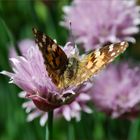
32 28 68 85
32 28 129 88
68 41 129 87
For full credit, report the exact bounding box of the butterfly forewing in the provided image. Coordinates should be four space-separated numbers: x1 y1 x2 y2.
68 41 129 87
32 28 68 85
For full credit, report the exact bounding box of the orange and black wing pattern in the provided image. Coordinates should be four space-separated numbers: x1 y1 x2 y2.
32 28 68 86
67 41 129 87
33 28 129 89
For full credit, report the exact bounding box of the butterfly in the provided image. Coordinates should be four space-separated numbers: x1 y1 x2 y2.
32 28 129 89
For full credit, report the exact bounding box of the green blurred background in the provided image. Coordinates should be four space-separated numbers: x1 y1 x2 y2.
0 0 140 140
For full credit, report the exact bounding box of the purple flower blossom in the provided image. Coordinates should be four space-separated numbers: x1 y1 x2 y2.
91 62 140 118
9 39 35 58
1 39 92 122
61 0 140 51
20 89 91 126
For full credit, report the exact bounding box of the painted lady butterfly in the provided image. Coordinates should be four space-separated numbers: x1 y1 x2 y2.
32 28 129 89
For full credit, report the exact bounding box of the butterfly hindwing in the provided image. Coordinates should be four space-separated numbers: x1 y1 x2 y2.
32 28 68 85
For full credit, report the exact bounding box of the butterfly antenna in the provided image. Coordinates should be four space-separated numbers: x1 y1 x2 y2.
69 21 76 48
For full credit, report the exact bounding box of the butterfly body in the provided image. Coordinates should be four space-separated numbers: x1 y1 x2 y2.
33 28 129 89
59 57 79 88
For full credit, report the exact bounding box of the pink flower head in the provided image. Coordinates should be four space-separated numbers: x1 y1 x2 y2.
20 86 92 126
1 40 92 121
91 61 140 119
9 39 35 58
61 0 140 51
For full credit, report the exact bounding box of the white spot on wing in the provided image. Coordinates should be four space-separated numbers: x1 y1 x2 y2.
109 44 114 52
52 44 57 50
120 41 125 46
95 49 100 58
39 42 43 47
34 28 37 33
108 58 114 63
42 35 46 42
117 50 120 53
111 52 116 56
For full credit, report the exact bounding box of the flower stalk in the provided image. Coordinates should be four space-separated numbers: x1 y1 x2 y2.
46 111 54 140
67 121 75 140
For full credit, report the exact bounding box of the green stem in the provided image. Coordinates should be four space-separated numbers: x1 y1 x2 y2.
46 111 54 140
128 119 139 140
67 121 75 140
